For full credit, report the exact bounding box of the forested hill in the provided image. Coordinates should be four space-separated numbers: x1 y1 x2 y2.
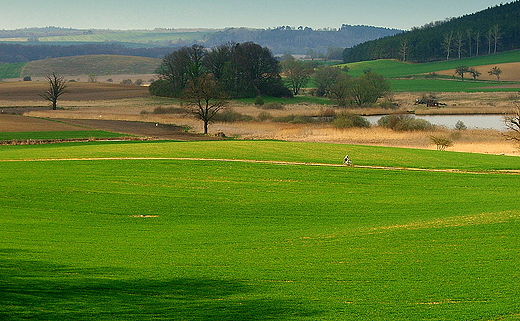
343 1 520 63
204 25 402 57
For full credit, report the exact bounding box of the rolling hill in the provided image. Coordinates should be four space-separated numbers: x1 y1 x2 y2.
20 55 161 77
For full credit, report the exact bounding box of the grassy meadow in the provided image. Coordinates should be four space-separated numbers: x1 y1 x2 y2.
344 50 520 78
0 130 130 141
1 140 520 320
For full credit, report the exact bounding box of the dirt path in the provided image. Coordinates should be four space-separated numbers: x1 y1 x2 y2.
1 156 518 175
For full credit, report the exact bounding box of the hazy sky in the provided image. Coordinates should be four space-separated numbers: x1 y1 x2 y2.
1 0 507 31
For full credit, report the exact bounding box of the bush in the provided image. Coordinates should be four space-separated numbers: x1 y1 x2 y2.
254 96 265 106
455 120 467 130
261 102 285 110
152 106 186 114
332 113 371 129
149 80 178 98
120 79 133 85
23 76 32 81
257 111 272 121
379 100 398 110
429 135 453 150
272 114 313 123
212 110 254 122
377 114 433 131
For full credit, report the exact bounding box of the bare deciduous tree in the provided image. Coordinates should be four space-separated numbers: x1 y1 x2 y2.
488 66 502 81
40 73 68 110
181 74 228 134
503 105 520 142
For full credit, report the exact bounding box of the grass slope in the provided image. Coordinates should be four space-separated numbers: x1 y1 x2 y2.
344 50 520 78
0 62 26 79
20 55 161 77
0 140 519 320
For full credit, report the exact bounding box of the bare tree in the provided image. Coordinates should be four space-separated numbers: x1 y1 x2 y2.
474 30 481 56
399 39 408 62
455 65 469 81
488 66 502 81
40 73 68 110
455 31 465 59
491 25 501 54
181 74 228 134
442 31 453 60
468 67 481 80
466 29 473 57
281 57 314 96
503 105 520 142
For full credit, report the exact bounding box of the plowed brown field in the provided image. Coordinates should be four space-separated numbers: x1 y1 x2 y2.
0 81 150 101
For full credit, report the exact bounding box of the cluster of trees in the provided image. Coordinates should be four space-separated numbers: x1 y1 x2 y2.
150 42 292 99
149 42 292 133
453 65 502 81
344 1 520 63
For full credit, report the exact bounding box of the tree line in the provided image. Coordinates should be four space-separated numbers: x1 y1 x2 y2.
205 25 401 56
343 1 520 63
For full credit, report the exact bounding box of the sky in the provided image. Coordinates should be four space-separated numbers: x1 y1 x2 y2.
0 0 509 31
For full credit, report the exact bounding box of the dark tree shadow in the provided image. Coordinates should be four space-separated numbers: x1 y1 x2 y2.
0 249 322 320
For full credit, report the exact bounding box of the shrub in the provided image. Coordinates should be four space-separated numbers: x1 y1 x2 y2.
429 135 453 151
455 120 467 130
23 76 32 81
120 79 133 85
272 114 313 123
332 113 371 129
257 111 272 121
261 102 284 110
379 100 398 110
254 96 265 106
149 80 178 98
378 114 433 131
134 79 144 86
212 110 254 122
152 106 186 114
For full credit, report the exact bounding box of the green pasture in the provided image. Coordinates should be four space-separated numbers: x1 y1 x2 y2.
0 130 130 141
389 78 519 92
343 50 520 78
35 30 215 45
1 140 520 320
0 62 25 79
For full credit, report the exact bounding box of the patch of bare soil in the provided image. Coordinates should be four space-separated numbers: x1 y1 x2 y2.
0 114 84 132
55 118 222 141
0 81 150 101
435 62 520 82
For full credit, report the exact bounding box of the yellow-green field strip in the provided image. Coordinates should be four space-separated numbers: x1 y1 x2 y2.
1 156 518 175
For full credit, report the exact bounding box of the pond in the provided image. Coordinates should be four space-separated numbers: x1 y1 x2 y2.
364 114 508 131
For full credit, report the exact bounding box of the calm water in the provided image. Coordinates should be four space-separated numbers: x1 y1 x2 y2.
365 114 507 131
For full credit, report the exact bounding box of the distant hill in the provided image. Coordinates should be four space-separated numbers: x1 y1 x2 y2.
343 1 520 63
204 25 402 56
20 55 161 77
0 25 402 62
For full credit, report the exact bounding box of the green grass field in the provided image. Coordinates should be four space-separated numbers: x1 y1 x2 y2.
0 130 131 141
0 62 26 79
1 140 519 320
343 50 520 78
389 78 520 92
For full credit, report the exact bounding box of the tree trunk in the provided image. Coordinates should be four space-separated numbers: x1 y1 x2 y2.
203 121 209 134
